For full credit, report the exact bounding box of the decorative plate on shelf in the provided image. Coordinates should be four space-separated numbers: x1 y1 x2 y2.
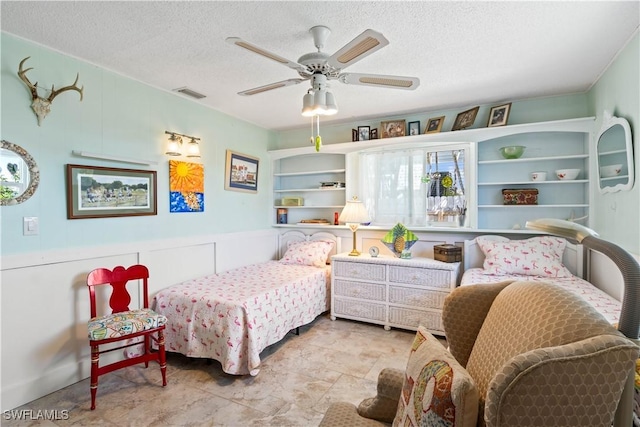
381 223 418 257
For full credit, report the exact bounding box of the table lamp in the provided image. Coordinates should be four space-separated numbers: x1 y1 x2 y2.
339 197 370 256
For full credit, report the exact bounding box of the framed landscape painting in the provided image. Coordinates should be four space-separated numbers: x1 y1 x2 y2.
225 150 259 193
66 164 157 219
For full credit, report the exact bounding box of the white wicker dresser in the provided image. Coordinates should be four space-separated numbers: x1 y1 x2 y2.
330 253 460 335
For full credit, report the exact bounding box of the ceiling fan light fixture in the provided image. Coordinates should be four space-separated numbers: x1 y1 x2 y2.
324 91 338 115
301 91 314 117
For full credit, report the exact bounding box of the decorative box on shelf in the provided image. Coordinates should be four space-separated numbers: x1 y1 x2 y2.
502 189 538 205
434 244 462 263
280 196 304 206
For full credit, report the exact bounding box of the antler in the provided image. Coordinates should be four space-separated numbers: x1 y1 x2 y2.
49 73 84 102
18 57 39 99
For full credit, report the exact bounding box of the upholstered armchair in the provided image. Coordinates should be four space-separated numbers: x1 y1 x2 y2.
319 281 639 427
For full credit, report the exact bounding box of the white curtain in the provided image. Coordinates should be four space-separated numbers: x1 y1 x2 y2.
359 148 466 227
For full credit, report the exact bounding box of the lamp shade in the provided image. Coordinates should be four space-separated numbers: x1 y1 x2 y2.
324 91 338 115
186 138 201 158
339 197 370 224
165 134 182 156
301 92 314 117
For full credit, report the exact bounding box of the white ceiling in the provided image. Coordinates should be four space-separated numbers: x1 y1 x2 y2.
2 1 638 131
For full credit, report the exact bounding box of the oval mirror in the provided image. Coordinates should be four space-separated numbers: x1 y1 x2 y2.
596 112 634 193
0 140 40 205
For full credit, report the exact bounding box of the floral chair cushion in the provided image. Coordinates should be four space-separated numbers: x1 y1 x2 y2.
88 308 167 340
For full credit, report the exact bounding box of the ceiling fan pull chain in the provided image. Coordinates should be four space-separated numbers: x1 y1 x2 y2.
315 115 322 152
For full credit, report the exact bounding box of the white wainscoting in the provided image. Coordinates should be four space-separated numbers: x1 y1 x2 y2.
0 228 279 411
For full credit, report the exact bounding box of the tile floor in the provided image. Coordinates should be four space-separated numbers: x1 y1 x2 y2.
3 314 447 427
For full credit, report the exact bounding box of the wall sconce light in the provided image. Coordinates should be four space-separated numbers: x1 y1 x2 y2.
164 131 201 158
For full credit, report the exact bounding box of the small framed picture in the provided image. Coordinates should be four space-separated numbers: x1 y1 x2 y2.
352 129 358 142
425 116 445 134
370 128 378 140
408 121 420 136
358 126 370 141
487 102 512 127
452 106 480 131
224 150 259 193
381 120 406 138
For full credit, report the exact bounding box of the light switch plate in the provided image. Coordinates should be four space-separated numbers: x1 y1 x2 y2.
23 217 39 236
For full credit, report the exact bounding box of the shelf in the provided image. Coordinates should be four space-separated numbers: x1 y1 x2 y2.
479 180 588 186
71 150 158 166
479 204 588 208
478 154 588 165
274 188 345 193
600 175 628 182
598 149 626 156
274 169 345 177
274 205 344 209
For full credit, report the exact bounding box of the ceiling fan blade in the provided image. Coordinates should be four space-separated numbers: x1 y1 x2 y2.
325 29 389 70
226 37 307 74
237 78 307 96
337 73 420 90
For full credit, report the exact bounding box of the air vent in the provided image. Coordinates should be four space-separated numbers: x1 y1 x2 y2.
173 87 206 99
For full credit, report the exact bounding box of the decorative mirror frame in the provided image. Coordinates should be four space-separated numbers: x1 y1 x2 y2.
596 111 634 194
0 140 40 205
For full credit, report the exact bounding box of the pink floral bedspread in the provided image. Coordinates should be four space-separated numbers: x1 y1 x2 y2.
461 268 621 325
153 261 330 375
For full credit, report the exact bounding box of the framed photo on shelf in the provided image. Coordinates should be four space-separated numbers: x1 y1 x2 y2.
352 129 358 142
381 120 406 138
452 106 480 131
358 126 370 141
408 121 420 136
487 102 512 127
425 116 445 134
66 164 157 219
224 150 259 193
370 128 378 139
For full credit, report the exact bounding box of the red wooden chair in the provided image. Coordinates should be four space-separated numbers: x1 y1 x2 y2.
86 264 167 410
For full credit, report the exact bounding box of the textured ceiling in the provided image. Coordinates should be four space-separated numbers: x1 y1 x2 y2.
2 1 638 131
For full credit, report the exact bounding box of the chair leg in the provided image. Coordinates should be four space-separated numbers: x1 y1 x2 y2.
90 345 99 410
158 330 167 387
144 335 150 368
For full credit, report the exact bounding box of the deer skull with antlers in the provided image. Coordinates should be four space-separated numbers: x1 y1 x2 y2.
18 57 84 126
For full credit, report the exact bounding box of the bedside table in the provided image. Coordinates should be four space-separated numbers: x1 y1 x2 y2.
330 253 460 335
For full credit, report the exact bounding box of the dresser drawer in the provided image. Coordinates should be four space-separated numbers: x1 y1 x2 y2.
334 280 386 301
333 260 386 281
334 298 386 322
388 265 451 289
388 306 443 332
389 286 448 309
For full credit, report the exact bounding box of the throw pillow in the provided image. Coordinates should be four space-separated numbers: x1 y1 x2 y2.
393 326 479 427
477 235 573 278
279 240 334 267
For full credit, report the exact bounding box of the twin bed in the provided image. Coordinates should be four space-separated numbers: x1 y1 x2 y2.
461 235 621 325
152 231 337 375
153 231 623 377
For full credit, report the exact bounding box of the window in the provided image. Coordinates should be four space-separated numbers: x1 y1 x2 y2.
359 146 468 227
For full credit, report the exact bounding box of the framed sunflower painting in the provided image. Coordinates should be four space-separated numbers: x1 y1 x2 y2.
169 160 204 212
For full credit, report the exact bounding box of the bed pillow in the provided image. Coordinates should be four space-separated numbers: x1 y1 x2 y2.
279 240 334 267
393 326 479 427
476 235 573 278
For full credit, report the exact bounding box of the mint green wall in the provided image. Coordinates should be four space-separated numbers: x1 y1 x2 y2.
587 32 639 254
1 34 274 256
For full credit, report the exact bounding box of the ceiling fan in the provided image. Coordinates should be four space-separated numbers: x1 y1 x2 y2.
225 25 420 105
